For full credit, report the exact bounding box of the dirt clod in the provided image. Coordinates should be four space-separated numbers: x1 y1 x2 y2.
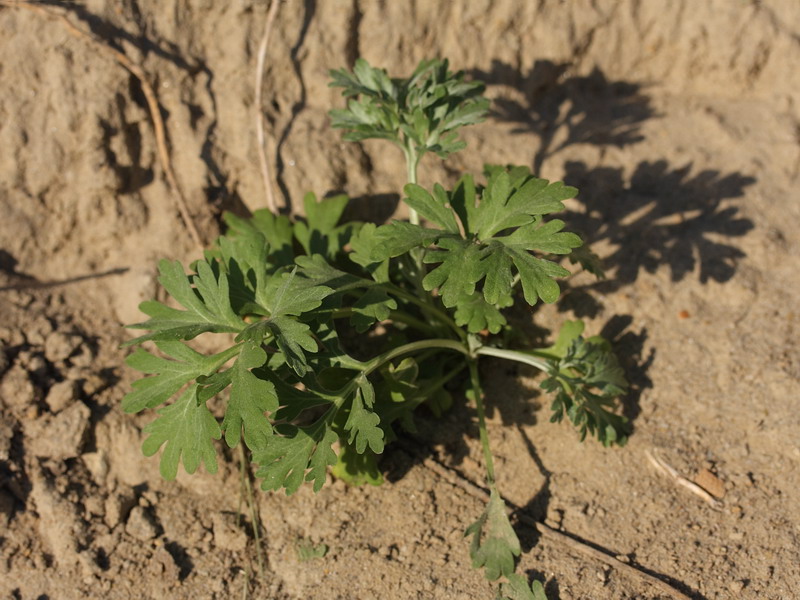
26 401 91 460
45 379 79 413
126 506 159 541
44 331 84 364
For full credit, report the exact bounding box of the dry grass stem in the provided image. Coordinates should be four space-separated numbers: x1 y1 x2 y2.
255 0 281 214
646 449 723 510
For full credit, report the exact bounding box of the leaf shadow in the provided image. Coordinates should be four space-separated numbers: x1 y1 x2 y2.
469 59 657 172
561 160 756 296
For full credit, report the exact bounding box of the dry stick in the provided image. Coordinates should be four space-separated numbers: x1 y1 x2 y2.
254 0 281 214
415 453 694 600
646 449 723 510
1 0 204 249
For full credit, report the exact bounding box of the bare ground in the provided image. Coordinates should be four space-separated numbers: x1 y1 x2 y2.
1 1 799 599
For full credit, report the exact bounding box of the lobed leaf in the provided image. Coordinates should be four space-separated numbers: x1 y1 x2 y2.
124 259 244 345
293 192 354 260
453 292 507 334
345 379 385 454
465 488 521 581
141 385 221 480
350 287 398 333
370 221 443 261
123 341 240 414
500 575 549 600
253 424 338 495
220 342 278 451
422 238 486 307
542 334 629 446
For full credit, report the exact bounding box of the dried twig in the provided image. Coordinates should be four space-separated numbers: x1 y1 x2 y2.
646 449 723 510
254 0 281 214
0 0 205 249
405 445 694 600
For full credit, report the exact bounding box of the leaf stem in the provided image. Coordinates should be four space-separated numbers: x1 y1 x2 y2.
475 345 551 373
468 358 496 485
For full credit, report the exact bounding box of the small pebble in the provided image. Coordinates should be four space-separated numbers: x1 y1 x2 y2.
729 580 745 593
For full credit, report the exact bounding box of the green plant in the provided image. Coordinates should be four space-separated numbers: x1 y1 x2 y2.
295 538 328 562
123 58 628 594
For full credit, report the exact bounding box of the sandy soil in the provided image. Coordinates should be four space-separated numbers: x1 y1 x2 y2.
1 1 799 599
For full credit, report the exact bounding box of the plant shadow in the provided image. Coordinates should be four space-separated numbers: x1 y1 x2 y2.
470 60 756 294
469 59 657 173
561 160 755 296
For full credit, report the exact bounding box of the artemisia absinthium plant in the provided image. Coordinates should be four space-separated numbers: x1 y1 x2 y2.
123 58 628 597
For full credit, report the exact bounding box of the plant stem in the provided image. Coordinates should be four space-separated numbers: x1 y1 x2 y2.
475 345 551 373
468 358 496 485
403 142 420 224
238 444 266 582
362 338 469 378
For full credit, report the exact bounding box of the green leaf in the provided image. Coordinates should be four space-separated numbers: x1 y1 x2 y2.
261 267 332 318
453 292 507 334
465 488 520 580
542 335 629 446
370 221 443 261
221 343 278 450
141 385 221 480
123 341 241 413
223 209 294 267
233 268 332 376
330 57 487 160
422 238 486 307
501 245 570 305
345 379 385 454
293 192 353 259
296 539 329 561
473 170 578 239
331 442 384 486
386 167 583 320
296 254 364 292
124 259 244 345
349 223 390 282
500 575 549 600
350 287 398 333
267 315 319 377
253 424 338 494
479 247 515 308
449 174 478 233
503 219 583 254
403 183 461 233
